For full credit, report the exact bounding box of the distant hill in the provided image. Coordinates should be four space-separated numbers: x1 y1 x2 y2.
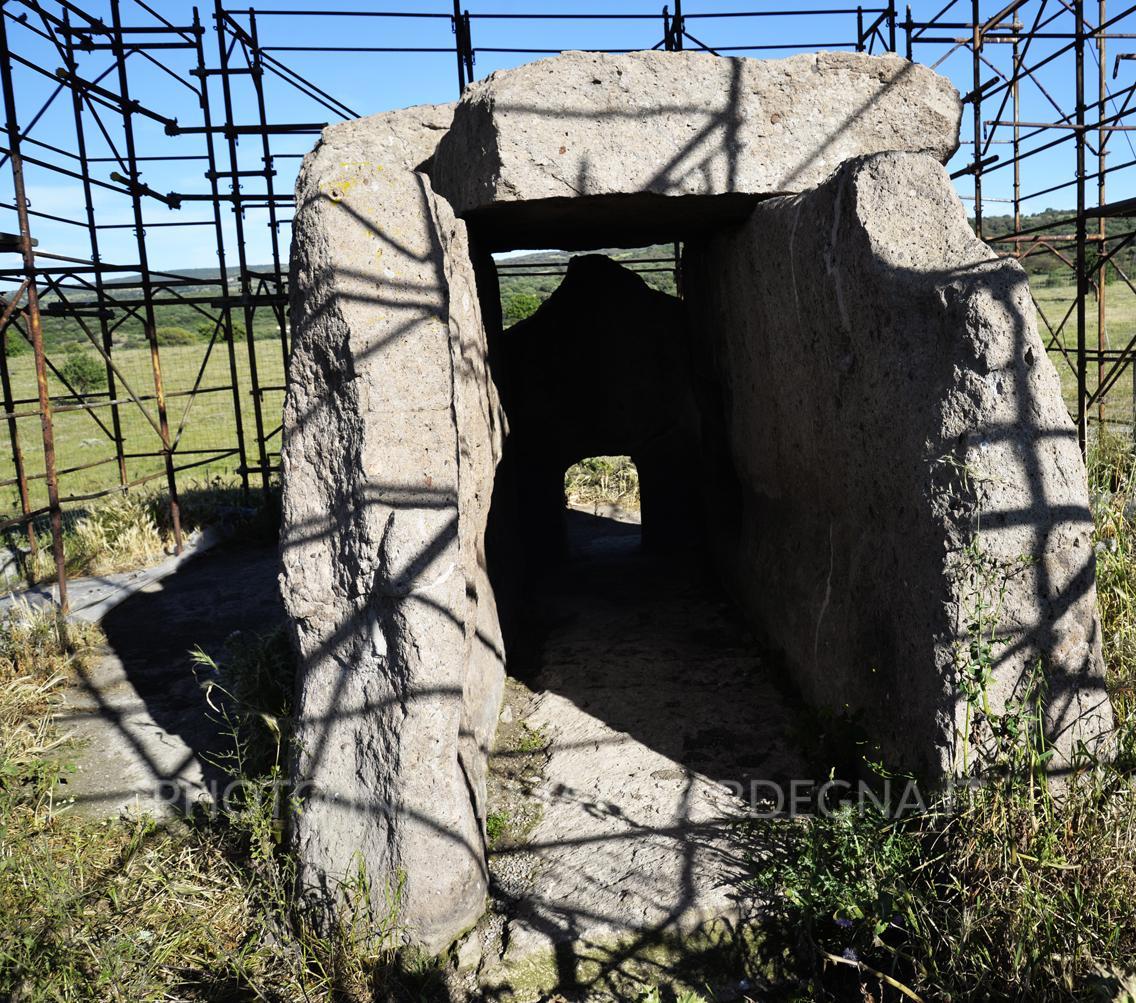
496 245 679 312
12 206 1115 354
977 211 1134 281
491 214 1112 319
20 265 286 354
100 265 280 286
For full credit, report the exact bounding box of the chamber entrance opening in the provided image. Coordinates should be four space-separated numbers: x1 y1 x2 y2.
481 241 806 777
475 235 811 953
487 249 701 565
564 455 641 525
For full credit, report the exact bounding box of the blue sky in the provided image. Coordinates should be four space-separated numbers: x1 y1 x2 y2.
2 1 1125 271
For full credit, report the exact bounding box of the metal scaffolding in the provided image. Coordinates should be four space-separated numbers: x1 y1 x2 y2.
0 0 1131 609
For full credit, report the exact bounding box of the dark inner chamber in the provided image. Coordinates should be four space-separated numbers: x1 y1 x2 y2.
470 230 805 790
467 195 747 676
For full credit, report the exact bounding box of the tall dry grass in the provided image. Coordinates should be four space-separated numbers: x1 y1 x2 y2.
0 612 426 1001
745 431 1136 1001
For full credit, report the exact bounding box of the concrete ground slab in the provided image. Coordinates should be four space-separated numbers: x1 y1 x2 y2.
53 541 285 817
478 511 810 992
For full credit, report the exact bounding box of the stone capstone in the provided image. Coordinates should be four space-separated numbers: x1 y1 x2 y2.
432 50 960 217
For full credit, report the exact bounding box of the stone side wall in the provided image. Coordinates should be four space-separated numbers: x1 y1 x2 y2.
684 151 1113 776
281 104 505 950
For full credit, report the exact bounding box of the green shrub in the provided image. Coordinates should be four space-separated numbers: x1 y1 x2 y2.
195 320 248 342
503 291 541 326
57 350 106 396
154 325 196 346
3 331 27 357
749 765 1136 1000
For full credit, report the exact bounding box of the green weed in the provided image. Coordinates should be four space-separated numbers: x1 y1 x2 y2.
746 438 1136 1001
0 610 421 1001
513 722 550 755
564 454 641 510
485 810 509 846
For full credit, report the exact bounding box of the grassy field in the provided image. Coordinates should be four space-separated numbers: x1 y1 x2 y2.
0 333 287 520
1031 273 1136 428
0 267 1133 531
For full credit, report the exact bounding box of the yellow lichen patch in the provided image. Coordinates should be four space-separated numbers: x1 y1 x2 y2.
321 161 378 203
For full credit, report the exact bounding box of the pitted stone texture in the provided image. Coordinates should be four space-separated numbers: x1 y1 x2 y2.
281 103 506 951
432 50 960 216
685 151 1113 777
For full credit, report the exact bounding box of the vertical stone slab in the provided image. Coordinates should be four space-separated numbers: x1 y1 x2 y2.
684 151 1113 776
281 104 505 949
